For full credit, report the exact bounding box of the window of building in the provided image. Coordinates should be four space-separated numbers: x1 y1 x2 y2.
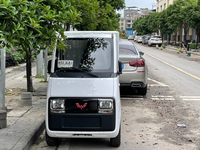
160 5 162 11
164 3 166 9
157 7 159 12
121 23 123 26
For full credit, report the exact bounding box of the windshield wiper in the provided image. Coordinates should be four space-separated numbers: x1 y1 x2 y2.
70 67 100 77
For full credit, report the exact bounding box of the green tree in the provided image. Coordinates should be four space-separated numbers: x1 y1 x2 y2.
159 10 174 43
147 12 160 34
0 0 80 92
186 5 200 49
73 0 125 31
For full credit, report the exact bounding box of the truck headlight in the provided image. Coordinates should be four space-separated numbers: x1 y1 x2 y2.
98 99 113 113
50 99 65 113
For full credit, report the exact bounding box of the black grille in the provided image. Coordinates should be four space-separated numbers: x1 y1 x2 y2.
65 99 98 113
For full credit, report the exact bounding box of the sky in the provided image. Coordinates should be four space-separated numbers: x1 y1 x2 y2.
117 0 156 17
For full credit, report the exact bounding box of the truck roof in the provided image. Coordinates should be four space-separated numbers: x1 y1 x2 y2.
64 31 119 38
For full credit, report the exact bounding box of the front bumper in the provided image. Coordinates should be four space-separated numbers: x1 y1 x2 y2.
46 98 120 138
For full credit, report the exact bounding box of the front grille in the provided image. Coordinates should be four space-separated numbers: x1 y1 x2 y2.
65 99 98 113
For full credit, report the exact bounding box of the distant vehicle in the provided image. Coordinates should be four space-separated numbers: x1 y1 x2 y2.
136 36 142 43
128 35 134 40
134 36 138 42
119 41 148 96
126 29 133 37
142 35 150 45
148 35 162 47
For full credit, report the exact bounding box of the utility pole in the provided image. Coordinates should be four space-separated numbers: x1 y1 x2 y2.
0 44 7 128
36 50 43 77
44 46 49 82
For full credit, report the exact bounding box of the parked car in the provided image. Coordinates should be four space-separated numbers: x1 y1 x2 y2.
128 35 134 40
134 36 138 42
148 35 162 46
142 35 150 45
119 41 148 95
136 36 142 43
46 31 122 147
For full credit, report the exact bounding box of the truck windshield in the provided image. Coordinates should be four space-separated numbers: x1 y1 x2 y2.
56 38 114 77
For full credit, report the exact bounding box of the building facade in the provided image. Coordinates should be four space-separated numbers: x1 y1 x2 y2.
119 8 155 32
156 0 198 42
156 0 174 12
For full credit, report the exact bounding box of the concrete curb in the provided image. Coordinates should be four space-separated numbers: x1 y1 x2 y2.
0 99 46 150
12 118 45 150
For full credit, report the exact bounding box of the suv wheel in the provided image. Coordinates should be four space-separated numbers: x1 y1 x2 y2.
45 131 59 146
110 126 121 147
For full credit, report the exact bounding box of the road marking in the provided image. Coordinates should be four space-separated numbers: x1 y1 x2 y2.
145 52 200 81
148 78 168 87
151 96 175 101
121 98 144 100
180 96 200 101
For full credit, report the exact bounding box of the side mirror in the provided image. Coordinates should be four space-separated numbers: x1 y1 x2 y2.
47 60 52 74
118 60 122 75
139 52 144 56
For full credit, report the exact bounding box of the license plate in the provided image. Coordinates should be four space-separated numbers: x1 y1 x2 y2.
58 60 73 68
122 63 124 69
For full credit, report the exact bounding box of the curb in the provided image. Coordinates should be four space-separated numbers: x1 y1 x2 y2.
165 46 200 56
12 118 45 150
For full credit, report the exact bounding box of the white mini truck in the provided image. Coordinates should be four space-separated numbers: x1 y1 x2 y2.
46 31 122 147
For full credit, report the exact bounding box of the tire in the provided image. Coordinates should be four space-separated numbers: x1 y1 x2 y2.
110 126 121 147
138 85 147 96
45 131 59 146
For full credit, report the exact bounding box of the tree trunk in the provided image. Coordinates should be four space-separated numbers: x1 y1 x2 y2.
196 29 199 50
168 34 170 44
175 29 177 45
162 34 163 44
66 23 70 31
184 24 187 42
26 48 33 92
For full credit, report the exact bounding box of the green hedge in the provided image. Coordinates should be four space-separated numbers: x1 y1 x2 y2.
189 44 200 49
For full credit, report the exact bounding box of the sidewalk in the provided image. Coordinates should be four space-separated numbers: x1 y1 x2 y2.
165 45 200 56
0 61 48 150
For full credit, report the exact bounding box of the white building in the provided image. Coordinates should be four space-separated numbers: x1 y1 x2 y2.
156 0 174 12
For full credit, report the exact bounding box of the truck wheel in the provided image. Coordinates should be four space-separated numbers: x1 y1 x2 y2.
138 85 147 96
110 127 121 147
45 131 59 146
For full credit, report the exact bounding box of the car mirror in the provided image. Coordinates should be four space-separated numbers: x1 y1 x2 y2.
139 52 144 56
118 60 122 75
47 60 52 74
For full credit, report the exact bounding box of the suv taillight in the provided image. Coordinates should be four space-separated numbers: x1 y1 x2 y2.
151 39 154 41
129 60 145 67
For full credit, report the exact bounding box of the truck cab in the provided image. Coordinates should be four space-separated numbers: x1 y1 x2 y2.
45 31 121 147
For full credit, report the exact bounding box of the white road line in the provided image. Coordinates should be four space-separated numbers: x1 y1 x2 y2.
121 98 144 100
180 96 200 101
151 95 175 101
151 98 175 101
148 78 168 87
180 96 200 98
152 96 173 98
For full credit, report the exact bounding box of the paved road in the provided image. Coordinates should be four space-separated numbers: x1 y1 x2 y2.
31 41 200 150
